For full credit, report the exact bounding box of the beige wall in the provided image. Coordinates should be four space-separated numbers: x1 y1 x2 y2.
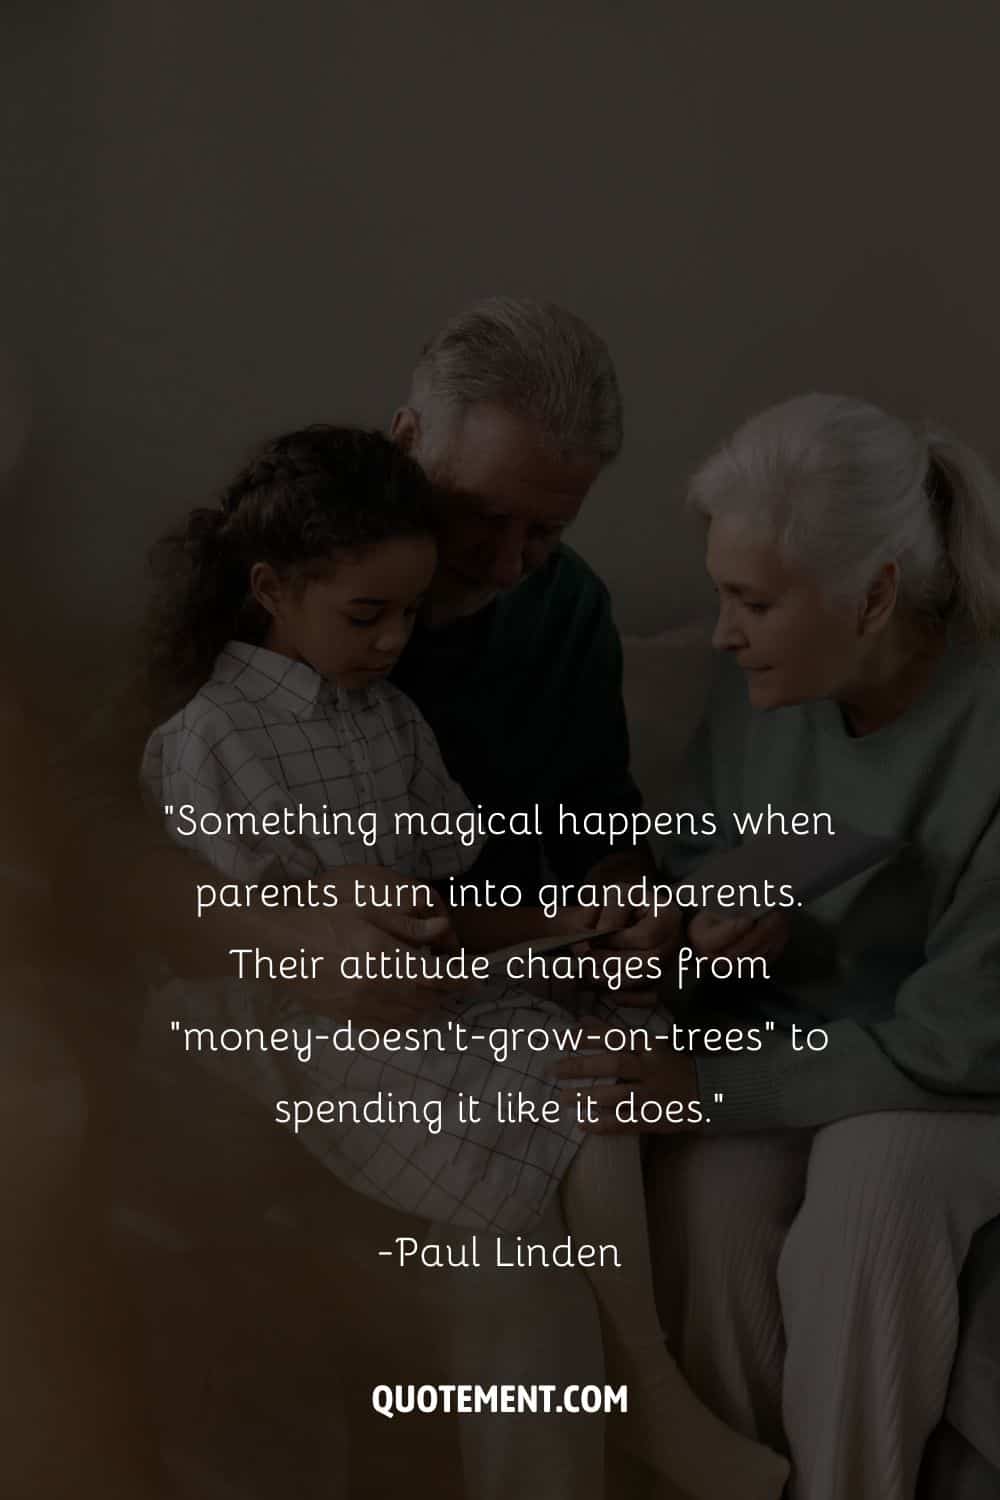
3 0 1000 664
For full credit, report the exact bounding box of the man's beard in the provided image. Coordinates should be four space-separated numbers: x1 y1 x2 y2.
423 568 507 628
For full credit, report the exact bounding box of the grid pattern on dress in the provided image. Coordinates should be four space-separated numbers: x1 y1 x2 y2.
142 641 480 883
142 641 665 1233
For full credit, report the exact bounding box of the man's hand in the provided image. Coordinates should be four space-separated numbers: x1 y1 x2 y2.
551 1026 701 1133
582 898 684 992
576 848 683 989
598 903 684 959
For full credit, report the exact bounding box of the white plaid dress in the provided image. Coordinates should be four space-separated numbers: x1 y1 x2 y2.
141 641 614 1234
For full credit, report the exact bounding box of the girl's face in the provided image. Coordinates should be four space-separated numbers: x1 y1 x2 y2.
705 514 871 709
254 534 437 688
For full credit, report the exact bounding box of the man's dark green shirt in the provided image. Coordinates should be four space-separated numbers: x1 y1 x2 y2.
391 545 640 890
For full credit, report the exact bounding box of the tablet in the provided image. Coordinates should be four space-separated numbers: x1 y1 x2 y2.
689 824 901 915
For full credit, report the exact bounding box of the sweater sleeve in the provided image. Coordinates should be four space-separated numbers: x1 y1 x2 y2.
698 860 1000 1131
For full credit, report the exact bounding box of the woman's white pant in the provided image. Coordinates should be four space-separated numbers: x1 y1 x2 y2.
647 1111 1000 1500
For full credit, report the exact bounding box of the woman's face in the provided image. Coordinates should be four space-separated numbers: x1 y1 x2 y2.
705 514 867 709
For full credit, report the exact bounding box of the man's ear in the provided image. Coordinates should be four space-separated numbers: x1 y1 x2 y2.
250 561 283 618
858 562 899 636
391 406 420 454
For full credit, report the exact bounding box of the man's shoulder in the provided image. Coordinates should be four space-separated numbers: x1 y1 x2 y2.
538 542 610 600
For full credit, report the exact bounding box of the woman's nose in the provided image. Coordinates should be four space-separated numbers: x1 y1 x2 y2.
712 605 745 652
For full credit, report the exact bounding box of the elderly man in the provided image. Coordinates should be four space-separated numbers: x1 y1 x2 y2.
391 298 655 894
96 297 673 1016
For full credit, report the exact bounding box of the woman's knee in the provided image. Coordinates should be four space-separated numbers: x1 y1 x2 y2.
801 1112 979 1222
779 1113 992 1296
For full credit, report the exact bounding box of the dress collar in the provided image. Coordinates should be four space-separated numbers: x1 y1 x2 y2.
212 641 343 717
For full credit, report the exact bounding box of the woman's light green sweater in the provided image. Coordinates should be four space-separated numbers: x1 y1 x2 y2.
667 640 1000 1131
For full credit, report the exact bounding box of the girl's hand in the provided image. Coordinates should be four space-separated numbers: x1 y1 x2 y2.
688 908 790 964
367 874 458 949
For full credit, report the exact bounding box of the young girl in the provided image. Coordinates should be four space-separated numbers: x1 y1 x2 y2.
141 424 788 1500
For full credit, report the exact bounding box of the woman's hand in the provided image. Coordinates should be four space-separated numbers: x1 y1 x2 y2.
688 908 790 965
578 900 684 993
552 1028 702 1133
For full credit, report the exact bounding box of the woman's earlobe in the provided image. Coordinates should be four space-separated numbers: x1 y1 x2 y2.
859 564 899 636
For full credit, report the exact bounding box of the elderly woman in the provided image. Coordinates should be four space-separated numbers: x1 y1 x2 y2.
558 393 1000 1500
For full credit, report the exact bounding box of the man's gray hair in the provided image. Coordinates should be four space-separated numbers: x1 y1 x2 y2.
407 297 623 466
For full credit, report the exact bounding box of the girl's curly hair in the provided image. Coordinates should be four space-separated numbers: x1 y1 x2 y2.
145 425 434 706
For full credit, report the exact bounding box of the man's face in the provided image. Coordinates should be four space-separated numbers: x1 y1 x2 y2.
393 403 601 621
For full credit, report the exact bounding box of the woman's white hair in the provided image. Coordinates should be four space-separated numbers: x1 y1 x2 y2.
407 297 623 468
688 393 1000 638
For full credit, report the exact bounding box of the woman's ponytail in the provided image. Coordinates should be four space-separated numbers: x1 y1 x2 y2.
925 430 1000 638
